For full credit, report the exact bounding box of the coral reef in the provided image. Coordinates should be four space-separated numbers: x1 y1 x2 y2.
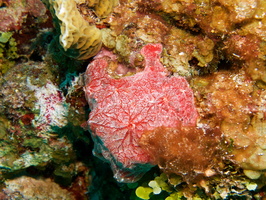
134 171 261 200
191 68 266 179
154 0 265 34
0 31 18 74
0 61 91 199
1 0 266 199
81 0 266 197
1 176 75 199
43 0 116 60
0 1 92 197
93 0 119 18
28 80 69 133
96 0 266 79
0 0 48 32
97 0 219 76
84 43 198 182
0 61 63 129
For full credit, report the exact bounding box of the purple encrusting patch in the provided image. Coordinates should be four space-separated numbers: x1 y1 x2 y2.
84 43 198 182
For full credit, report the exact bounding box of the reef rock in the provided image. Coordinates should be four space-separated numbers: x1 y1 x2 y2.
2 176 75 199
84 43 198 182
0 0 47 32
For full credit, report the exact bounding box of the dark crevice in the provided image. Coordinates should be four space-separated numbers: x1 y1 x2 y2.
29 50 44 61
189 57 199 67
0 2 7 8
217 59 233 71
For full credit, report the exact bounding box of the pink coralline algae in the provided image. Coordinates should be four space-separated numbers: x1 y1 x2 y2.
28 81 69 134
84 43 198 182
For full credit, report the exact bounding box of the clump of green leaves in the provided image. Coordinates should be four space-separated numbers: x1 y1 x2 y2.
135 173 186 200
0 31 19 74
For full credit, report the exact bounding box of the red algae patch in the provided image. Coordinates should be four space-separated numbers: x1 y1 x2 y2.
84 43 198 182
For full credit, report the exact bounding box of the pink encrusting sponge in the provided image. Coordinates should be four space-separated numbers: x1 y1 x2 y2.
84 43 198 182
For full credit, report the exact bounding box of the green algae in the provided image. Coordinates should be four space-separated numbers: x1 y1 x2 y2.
102 28 117 49
23 138 46 149
115 35 130 58
0 31 19 74
0 32 13 43
136 186 153 200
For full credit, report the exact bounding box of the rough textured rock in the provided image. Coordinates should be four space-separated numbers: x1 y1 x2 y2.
0 0 47 32
2 176 75 200
192 69 266 177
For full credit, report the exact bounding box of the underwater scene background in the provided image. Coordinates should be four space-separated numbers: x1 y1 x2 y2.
0 0 266 199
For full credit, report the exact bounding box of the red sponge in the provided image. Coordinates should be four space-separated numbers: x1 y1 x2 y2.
84 43 198 182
